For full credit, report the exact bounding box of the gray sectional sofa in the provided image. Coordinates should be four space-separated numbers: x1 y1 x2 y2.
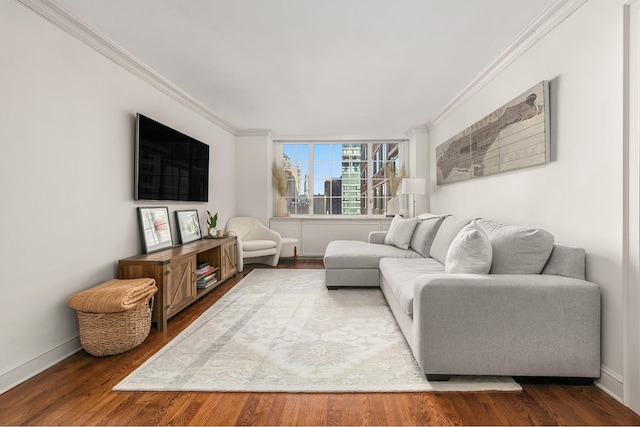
323 213 601 381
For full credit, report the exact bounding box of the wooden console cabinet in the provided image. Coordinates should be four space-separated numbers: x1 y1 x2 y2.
118 236 237 331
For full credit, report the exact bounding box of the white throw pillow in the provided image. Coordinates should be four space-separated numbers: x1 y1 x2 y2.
445 222 493 274
384 215 419 250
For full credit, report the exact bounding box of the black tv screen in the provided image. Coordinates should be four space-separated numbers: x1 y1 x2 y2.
135 114 209 202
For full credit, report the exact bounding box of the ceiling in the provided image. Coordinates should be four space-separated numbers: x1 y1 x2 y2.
56 0 558 137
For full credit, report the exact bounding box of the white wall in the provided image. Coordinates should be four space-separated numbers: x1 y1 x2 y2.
235 131 274 225
428 0 625 398
0 1 236 393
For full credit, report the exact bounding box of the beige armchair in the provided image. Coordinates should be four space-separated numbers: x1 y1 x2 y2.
225 217 282 272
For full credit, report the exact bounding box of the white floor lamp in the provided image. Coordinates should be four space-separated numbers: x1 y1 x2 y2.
400 178 426 218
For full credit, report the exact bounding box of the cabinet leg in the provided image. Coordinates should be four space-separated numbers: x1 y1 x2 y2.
157 308 168 332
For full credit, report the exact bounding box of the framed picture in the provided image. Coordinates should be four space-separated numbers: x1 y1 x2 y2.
436 81 550 185
175 209 202 244
137 207 173 254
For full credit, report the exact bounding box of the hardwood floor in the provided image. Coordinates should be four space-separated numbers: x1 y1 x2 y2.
1 259 639 426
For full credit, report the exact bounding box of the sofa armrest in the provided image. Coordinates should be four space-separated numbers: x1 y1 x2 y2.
368 231 388 244
411 273 601 378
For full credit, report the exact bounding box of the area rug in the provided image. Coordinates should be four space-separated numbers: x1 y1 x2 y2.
114 269 521 392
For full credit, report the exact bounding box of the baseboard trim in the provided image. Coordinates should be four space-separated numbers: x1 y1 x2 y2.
596 365 624 404
0 336 81 395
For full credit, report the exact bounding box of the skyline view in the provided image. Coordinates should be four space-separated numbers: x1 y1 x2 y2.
282 142 400 215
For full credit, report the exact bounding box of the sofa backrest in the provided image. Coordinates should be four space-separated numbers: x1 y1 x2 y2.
426 215 586 278
542 244 586 280
410 215 446 257
429 215 474 264
476 219 554 274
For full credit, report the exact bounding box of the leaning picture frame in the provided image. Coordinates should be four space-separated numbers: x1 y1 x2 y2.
137 207 173 254
175 209 202 244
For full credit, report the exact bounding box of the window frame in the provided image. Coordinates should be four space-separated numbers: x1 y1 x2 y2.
275 139 407 217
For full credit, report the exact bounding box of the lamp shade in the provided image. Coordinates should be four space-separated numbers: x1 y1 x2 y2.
400 178 426 195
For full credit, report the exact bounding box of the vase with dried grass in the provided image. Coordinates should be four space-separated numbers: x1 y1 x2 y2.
385 162 405 215
271 162 288 217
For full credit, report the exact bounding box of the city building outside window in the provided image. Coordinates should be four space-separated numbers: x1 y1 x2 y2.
279 142 404 216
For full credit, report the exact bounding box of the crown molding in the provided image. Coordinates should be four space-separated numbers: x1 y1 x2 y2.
236 129 273 137
18 0 238 135
425 0 587 130
405 125 428 139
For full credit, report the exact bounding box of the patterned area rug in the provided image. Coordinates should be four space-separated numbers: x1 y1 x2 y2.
114 269 521 392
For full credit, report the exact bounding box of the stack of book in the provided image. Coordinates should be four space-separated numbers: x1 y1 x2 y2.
196 262 217 289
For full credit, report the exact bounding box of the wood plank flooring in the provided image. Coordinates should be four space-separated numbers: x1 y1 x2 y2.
1 259 639 426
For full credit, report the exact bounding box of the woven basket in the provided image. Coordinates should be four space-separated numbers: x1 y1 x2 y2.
75 296 153 357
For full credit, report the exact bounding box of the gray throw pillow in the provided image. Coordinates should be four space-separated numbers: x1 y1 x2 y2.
410 216 445 257
429 216 475 264
476 219 554 274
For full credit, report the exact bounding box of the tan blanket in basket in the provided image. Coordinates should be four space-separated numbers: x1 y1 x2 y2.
67 278 157 313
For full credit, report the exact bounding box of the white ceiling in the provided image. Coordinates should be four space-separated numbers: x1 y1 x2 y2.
56 0 558 136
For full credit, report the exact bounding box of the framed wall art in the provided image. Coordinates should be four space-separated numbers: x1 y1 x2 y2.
175 209 202 244
137 207 173 253
436 81 550 185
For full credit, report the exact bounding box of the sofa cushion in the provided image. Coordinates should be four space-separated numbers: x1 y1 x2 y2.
416 212 441 220
445 222 492 274
385 215 419 250
379 258 445 317
429 216 475 264
324 240 422 269
476 219 554 274
410 215 446 257
242 240 277 251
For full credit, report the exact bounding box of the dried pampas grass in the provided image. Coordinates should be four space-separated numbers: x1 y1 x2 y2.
386 162 406 196
272 162 287 197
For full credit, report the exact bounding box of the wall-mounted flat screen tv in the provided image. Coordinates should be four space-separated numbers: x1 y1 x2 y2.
135 113 209 202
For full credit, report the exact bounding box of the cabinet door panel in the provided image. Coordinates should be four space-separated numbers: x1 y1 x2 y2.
221 242 237 281
166 257 196 317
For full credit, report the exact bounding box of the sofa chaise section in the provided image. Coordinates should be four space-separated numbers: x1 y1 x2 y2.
323 214 447 289
324 239 423 289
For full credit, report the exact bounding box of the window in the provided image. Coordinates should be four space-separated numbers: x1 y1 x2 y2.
279 141 403 215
